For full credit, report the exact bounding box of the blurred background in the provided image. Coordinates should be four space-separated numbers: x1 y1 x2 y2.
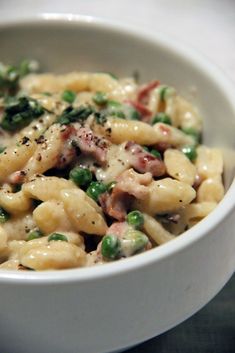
1 0 235 82
1 1 234 352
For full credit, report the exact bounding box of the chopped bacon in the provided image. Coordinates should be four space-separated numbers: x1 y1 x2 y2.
60 123 110 165
57 147 77 169
60 125 77 140
137 80 160 104
99 169 152 221
126 100 152 119
116 168 151 199
154 142 172 152
106 222 129 237
99 191 132 221
75 126 109 164
125 141 166 177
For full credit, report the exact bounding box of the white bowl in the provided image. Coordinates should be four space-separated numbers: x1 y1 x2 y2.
0 14 235 353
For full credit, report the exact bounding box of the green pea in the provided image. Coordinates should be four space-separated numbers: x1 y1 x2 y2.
86 181 107 201
48 233 68 242
27 230 43 241
101 234 121 260
151 112 172 125
181 127 201 144
0 207 10 223
150 149 162 159
69 167 92 187
127 210 144 229
181 145 197 161
92 91 108 105
62 90 76 104
121 228 149 256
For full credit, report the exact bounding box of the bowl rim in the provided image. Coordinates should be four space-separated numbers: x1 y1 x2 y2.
0 13 235 284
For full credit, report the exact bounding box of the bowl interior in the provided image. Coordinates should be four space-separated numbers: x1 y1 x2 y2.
0 18 235 224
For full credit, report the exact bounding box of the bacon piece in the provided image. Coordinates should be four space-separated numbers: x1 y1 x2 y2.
75 126 109 164
60 123 110 165
99 169 152 221
106 221 129 237
99 191 132 221
137 80 160 104
154 142 172 152
116 168 152 199
125 141 166 177
126 100 152 119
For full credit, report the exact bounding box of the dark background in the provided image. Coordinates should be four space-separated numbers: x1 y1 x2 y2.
127 274 235 353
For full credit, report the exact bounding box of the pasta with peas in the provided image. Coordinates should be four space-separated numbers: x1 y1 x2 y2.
0 60 224 271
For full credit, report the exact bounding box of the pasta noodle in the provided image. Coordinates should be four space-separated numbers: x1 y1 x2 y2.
0 60 224 271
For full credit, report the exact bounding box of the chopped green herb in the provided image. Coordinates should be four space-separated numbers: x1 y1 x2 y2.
181 145 197 161
151 112 172 125
101 234 121 260
129 108 141 120
69 167 92 187
159 86 175 101
106 100 125 119
62 90 76 104
48 233 68 242
57 105 94 125
27 229 43 241
0 60 39 95
0 207 10 223
127 210 144 229
86 181 107 202
1 96 44 131
150 149 162 159
94 111 107 125
181 127 201 144
92 91 108 106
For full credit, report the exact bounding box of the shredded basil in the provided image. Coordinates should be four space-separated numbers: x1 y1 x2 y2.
57 105 94 125
1 96 44 131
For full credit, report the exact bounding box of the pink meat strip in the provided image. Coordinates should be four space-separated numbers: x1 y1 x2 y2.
125 141 166 177
60 123 110 165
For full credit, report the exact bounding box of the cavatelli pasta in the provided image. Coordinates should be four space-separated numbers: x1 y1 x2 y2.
0 61 224 271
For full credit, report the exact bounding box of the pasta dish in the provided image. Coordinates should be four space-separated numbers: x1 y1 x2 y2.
0 61 224 271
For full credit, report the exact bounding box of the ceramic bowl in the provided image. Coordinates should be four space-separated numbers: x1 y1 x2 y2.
0 15 235 353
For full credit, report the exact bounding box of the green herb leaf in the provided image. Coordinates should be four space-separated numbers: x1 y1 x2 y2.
1 96 44 131
57 105 94 125
151 112 172 125
48 233 68 242
27 229 43 241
